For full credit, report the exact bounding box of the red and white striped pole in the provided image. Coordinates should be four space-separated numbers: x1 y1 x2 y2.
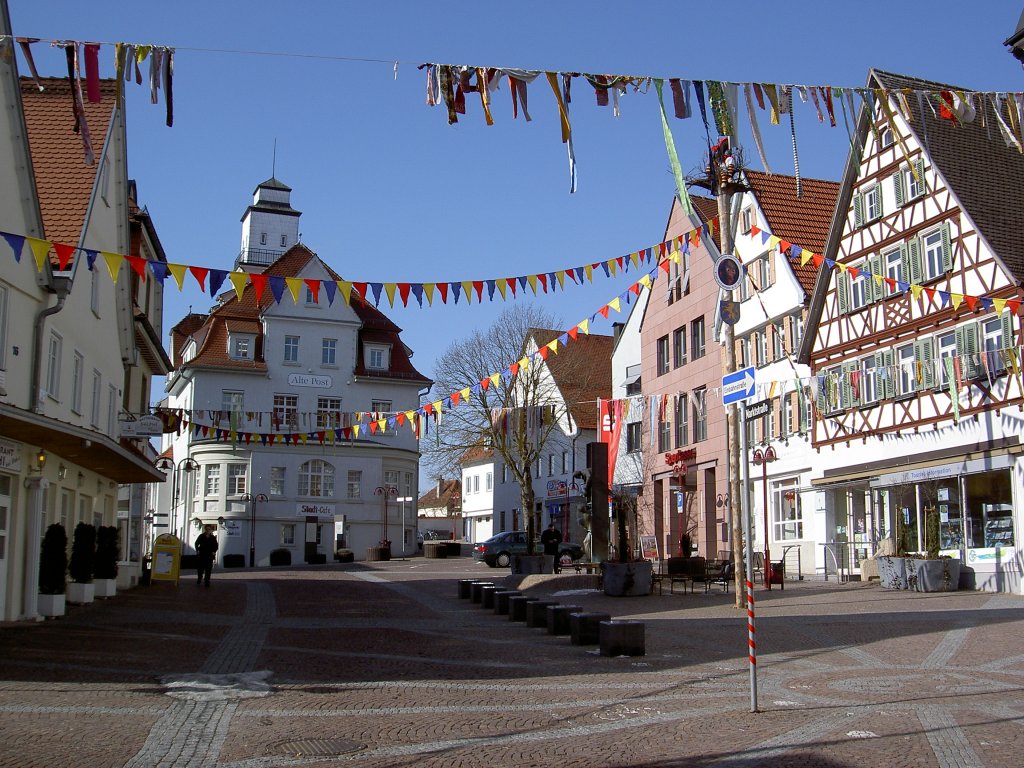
739 401 758 712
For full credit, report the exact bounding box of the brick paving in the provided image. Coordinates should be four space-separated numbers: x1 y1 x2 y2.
0 558 1022 767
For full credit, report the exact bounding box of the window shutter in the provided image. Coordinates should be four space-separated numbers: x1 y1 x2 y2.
867 255 880 303
894 170 906 207
782 315 791 354
769 250 777 286
941 223 953 273
914 158 926 196
853 193 864 228
842 361 859 408
960 323 980 379
907 239 923 285
837 271 850 315
876 349 893 399
1000 313 1014 352
915 338 935 390
872 186 883 219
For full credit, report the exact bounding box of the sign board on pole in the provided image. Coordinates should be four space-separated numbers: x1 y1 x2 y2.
745 399 772 421
722 366 756 406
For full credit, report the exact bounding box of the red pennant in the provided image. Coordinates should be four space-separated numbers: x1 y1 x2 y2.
884 277 897 290
507 278 517 296
939 91 955 122
450 391 461 406
480 377 490 391
537 346 550 360
54 243 76 270
423 402 434 415
398 283 411 306
396 411 407 426
659 260 671 274
811 254 824 267
127 255 148 280
369 421 378 434
566 271 578 284
249 273 268 301
568 327 579 341
964 295 979 311
437 283 449 303
473 280 484 301
317 431 325 444
848 266 859 280
509 362 520 376
244 433 252 444
189 266 209 291
352 282 368 302
778 240 792 252
659 243 667 258
616 256 624 270
1009 299 1021 314
750 224 761 235
538 274 548 293
599 305 610 318
924 287 935 302
304 279 320 303
630 283 642 296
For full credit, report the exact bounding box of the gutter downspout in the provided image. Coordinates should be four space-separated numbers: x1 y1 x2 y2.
31 279 70 413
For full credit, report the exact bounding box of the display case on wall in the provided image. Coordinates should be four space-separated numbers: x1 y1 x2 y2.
982 504 1014 548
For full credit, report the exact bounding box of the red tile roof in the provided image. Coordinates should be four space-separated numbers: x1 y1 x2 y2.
529 328 612 431
418 478 461 508
744 171 840 294
21 77 117 248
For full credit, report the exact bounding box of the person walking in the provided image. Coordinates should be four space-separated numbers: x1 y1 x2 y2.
540 521 563 574
195 525 219 587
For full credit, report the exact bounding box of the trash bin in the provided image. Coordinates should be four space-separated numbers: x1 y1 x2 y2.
768 561 785 589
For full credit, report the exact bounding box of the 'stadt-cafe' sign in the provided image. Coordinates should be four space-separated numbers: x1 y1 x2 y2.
296 502 335 520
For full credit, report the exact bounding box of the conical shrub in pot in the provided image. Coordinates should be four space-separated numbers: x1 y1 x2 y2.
39 524 68 595
68 522 96 584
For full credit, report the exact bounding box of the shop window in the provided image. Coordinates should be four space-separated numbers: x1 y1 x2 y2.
772 478 802 541
965 470 1013 549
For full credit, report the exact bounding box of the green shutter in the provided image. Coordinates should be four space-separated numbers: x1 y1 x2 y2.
894 170 906 207
873 186 883 219
1001 313 1014 351
907 239 923 285
915 338 935 391
837 272 850 314
876 349 895 399
867 255 881 303
853 193 864 228
842 361 860 408
914 158 926 196
960 323 979 379
941 223 953 273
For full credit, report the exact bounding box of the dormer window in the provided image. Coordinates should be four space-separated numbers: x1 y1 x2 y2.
366 344 389 370
230 334 255 360
740 206 754 234
880 126 894 148
280 234 287 247
260 232 267 245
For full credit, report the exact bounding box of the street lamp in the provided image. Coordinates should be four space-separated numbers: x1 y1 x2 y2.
374 486 398 546
752 446 778 589
396 496 413 556
241 492 269 567
155 456 199 540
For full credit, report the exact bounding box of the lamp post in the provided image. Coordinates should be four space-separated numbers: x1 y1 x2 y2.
396 496 413 556
374 486 398 546
752 446 778 588
155 456 199 541
241 492 268 567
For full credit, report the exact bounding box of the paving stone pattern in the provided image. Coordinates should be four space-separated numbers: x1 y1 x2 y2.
0 560 1022 767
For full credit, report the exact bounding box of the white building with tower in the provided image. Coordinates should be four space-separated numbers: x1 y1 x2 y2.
159 178 430 564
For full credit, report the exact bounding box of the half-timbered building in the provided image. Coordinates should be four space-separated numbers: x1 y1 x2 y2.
799 70 1024 592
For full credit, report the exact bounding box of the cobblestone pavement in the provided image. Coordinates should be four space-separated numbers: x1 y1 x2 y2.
1 557 1023 768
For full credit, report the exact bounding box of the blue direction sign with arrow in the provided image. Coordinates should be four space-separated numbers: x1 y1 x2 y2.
722 366 756 406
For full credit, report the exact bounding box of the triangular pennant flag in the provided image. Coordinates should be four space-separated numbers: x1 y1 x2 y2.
547 339 559 355
910 284 923 300
599 305 610 319
527 274 539 295
304 279 321 304
437 282 449 304
189 266 209 292
537 274 548 293
398 283 411 306
451 282 462 304
609 297 622 313
568 327 579 341
103 251 123 281
638 274 653 290
461 280 474 303
584 264 593 282
460 387 471 403
496 278 508 300
54 243 76 270
249 273 268 301
537 345 550 361
383 283 398 307
149 260 168 283
322 278 337 305
556 271 566 290
167 262 188 290
352 282 368 302
2 232 25 262
336 280 352 305
410 283 423 306
285 277 303 303
1007 299 1021 314
208 269 228 297
29 238 52 272
993 298 1007 314
578 318 590 335
269 276 287 303
229 272 249 300
507 277 517 296
422 283 435 306
84 248 99 271
490 372 502 388
800 248 813 266
950 293 964 310
964 295 979 312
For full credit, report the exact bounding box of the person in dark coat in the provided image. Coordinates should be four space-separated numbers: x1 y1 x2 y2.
195 526 219 587
540 522 563 573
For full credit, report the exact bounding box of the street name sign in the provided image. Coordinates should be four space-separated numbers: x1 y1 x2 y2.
745 399 772 421
722 366 756 406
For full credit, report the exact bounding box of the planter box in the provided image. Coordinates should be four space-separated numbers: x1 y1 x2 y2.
910 559 961 592
511 554 550 575
38 593 65 618
876 556 908 590
93 578 117 598
67 582 95 605
602 560 653 597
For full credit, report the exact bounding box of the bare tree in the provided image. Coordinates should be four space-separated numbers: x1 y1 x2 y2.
425 303 600 552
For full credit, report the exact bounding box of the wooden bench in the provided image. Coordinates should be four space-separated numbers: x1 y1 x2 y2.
652 573 694 594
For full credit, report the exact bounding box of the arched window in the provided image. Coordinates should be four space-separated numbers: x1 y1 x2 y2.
298 460 335 497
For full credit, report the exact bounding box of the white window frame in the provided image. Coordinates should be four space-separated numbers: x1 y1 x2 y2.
90 370 102 427
316 396 342 428
860 356 878 404
106 384 117 436
864 185 881 221
270 467 286 496
937 332 957 387
691 317 706 360
485 472 492 492
280 523 295 546
366 345 389 370
321 338 337 366
46 331 62 399
922 229 944 281
222 390 244 416
283 335 300 363
346 470 361 499
71 351 84 414
884 247 903 294
299 459 335 497
897 343 916 397
227 464 248 496
850 272 870 310
982 317 1007 372
906 165 924 200
371 399 392 414
205 464 221 496
231 335 251 360
772 478 803 541
273 394 298 431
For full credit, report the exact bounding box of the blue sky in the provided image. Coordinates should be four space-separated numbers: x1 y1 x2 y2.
8 1 1024 407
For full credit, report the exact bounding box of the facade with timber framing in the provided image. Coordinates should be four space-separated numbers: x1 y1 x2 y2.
799 70 1024 592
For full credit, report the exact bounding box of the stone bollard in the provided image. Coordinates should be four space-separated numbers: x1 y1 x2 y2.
471 582 495 604
569 612 611 645
525 600 559 628
508 595 539 622
599 620 646 657
493 590 521 615
480 585 500 609
458 579 477 599
547 604 582 635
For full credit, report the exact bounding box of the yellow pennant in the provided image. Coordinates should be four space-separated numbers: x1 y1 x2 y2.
103 251 123 282
496 279 507 299
167 263 188 290
768 235 781 249
384 283 397 307
630 251 641 269
873 274 884 287
229 272 249 300
27 237 51 272
432 400 443 414
377 418 388 432
546 339 559 355
768 381 778 398
800 248 813 266
285 277 303 303
300 433 308 445
836 262 848 273
584 264 593 282
459 388 471 403
910 284 923 300
993 298 1007 314
352 424 361 439
609 297 622 313
405 410 416 425
423 283 435 306
527 274 538 294
461 280 474 304
555 271 566 290
578 318 590 335
608 259 618 276
638 274 653 290
518 356 530 370
336 280 353 305
489 372 502 388
950 293 964 310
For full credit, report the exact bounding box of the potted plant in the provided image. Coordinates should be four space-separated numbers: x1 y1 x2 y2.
38 523 67 617
602 490 653 597
93 526 119 598
908 504 961 592
67 522 96 604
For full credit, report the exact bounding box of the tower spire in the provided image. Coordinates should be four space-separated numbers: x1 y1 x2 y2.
272 138 277 178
